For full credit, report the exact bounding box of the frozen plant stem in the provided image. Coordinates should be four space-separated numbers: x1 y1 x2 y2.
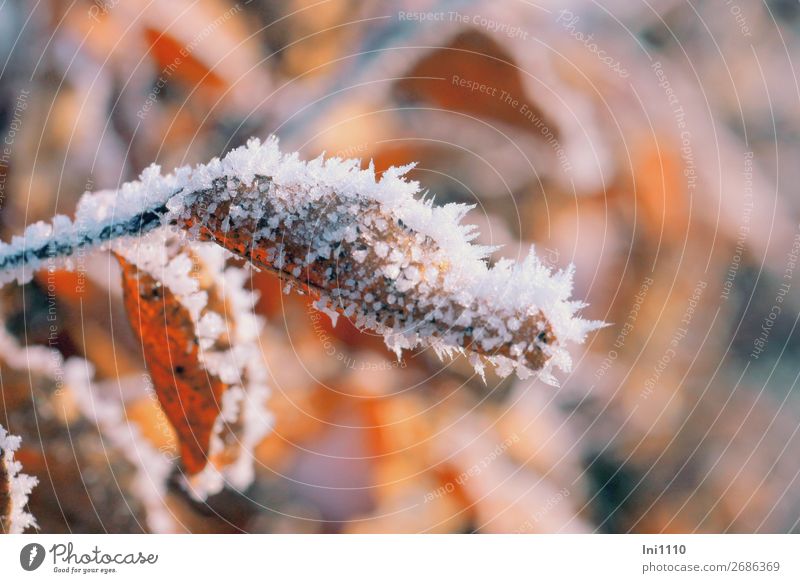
0 202 171 275
0 137 603 382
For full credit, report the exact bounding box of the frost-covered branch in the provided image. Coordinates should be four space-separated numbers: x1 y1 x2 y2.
0 137 603 382
0 195 172 284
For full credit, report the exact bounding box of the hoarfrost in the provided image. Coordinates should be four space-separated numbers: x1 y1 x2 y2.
0 136 603 383
0 425 38 534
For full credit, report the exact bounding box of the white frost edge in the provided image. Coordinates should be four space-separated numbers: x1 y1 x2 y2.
0 426 38 534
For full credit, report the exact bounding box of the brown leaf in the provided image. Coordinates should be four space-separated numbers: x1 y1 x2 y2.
182 177 556 374
116 253 227 475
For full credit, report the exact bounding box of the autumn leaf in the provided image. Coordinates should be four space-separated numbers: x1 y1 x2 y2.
116 251 229 475
395 29 555 137
185 179 557 374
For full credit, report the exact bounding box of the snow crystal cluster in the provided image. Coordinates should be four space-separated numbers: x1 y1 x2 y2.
0 425 38 534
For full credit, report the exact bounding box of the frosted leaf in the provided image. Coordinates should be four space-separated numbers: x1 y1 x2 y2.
189 260 272 499
177 138 604 381
0 136 603 382
113 231 271 500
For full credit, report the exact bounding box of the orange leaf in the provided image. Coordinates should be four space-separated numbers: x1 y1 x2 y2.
395 30 555 137
116 254 227 475
143 28 226 92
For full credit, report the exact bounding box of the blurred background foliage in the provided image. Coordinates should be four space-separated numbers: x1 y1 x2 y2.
1 0 800 533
